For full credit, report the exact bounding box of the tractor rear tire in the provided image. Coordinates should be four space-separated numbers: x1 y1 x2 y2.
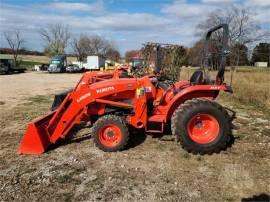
171 99 231 155
92 115 129 152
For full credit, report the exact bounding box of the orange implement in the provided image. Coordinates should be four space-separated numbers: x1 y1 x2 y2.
17 112 55 155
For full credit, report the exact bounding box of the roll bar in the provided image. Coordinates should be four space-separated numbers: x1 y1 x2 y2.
203 24 230 84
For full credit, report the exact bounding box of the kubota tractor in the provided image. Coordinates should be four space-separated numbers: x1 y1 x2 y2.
18 24 233 155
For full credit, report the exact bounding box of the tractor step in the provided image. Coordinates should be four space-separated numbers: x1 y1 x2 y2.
146 121 164 133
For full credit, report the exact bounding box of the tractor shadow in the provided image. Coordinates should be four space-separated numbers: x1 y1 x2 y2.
125 129 147 150
47 124 92 151
48 108 237 152
241 193 270 202
48 124 147 151
225 107 237 149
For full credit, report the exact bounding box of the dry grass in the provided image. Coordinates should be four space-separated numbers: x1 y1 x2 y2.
228 70 270 110
180 67 270 112
1 71 269 201
8 54 77 64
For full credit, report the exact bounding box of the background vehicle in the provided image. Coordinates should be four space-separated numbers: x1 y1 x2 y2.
48 55 67 73
32 64 49 71
66 64 84 73
18 24 233 156
0 55 26 74
85 55 105 71
130 56 144 70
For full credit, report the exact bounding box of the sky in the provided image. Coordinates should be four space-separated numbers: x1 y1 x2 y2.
0 0 269 55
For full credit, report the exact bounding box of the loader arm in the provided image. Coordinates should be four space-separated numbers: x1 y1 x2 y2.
18 77 139 155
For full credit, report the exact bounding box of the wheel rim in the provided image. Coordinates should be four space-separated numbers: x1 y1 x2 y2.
187 114 220 144
98 124 122 147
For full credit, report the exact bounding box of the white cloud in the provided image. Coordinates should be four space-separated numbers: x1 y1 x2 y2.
0 4 181 53
48 1 104 13
0 5 170 32
201 0 237 3
161 0 215 18
0 0 269 54
244 0 270 23
245 0 270 7
253 11 270 23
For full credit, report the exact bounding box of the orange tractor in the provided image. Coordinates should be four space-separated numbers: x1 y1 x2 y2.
18 24 233 155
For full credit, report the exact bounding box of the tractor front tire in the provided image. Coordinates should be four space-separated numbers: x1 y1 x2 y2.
92 115 129 152
171 99 231 154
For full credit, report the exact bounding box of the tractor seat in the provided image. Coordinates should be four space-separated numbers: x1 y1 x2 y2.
190 70 203 85
158 82 171 91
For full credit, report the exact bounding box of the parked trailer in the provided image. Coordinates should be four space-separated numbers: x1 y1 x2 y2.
85 56 105 70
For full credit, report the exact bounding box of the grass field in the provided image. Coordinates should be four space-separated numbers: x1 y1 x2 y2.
0 70 269 201
0 71 269 201
180 67 270 114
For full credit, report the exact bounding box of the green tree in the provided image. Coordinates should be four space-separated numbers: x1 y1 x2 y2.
251 43 270 66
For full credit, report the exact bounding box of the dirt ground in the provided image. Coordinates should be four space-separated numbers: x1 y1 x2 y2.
0 72 269 201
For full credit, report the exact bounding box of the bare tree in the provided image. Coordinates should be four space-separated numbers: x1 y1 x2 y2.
188 40 204 66
71 34 120 61
105 47 120 62
88 35 111 56
71 34 88 62
125 50 141 62
3 30 25 64
39 23 71 56
196 6 269 67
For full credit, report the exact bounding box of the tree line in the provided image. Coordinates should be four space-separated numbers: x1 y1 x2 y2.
0 48 45 56
2 23 120 64
126 6 269 68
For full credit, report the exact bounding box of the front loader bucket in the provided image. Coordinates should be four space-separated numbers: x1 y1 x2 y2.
17 112 55 155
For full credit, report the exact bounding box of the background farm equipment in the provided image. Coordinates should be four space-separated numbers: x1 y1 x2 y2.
0 54 26 74
18 24 233 155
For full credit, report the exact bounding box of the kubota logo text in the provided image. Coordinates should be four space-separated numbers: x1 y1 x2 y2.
96 86 115 94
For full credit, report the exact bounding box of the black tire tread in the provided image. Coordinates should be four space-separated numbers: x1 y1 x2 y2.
92 115 129 152
171 98 231 155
